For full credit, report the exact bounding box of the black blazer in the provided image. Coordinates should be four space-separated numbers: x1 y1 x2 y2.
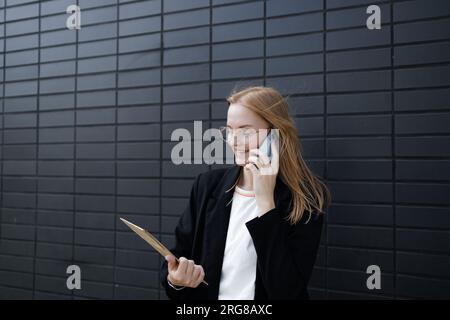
160 165 324 300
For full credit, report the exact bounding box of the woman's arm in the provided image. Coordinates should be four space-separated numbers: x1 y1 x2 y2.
160 173 202 300
244 135 323 299
245 208 323 300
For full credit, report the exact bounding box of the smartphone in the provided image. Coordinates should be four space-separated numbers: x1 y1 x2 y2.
258 129 272 161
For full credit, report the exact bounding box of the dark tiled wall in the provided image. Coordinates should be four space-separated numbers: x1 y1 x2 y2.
0 0 449 299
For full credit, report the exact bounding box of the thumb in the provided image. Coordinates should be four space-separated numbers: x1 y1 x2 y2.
165 255 177 272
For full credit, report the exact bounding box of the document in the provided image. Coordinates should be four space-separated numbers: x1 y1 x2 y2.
119 217 208 286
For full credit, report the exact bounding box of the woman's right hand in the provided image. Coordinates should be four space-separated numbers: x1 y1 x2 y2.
166 255 205 288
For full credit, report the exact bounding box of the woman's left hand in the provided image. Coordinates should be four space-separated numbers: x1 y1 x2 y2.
245 136 280 216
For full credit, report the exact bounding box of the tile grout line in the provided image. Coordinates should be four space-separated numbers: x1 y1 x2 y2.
390 0 397 299
323 0 329 299
0 0 7 250
70 0 80 300
209 0 212 173
112 0 120 300
263 0 266 87
31 0 41 299
158 0 164 300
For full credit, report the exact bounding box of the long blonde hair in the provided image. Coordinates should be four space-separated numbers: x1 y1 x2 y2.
227 86 331 225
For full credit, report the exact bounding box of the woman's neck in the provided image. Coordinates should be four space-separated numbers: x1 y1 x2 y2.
237 166 253 191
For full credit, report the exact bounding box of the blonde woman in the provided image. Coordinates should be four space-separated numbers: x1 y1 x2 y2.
161 86 331 300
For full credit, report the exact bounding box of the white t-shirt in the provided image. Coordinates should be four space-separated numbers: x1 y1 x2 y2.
218 185 260 300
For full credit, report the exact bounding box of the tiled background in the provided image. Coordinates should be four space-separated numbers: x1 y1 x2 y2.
0 0 449 299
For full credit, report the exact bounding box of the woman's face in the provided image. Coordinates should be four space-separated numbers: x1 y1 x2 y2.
226 103 270 166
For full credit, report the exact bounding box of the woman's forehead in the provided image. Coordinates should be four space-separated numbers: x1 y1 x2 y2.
227 103 261 127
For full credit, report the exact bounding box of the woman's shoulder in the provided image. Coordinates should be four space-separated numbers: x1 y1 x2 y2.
194 166 238 191
198 166 230 179
196 167 228 183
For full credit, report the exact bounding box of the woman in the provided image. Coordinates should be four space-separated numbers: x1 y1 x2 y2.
161 86 331 300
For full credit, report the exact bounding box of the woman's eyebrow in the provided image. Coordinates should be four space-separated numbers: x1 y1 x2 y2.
226 124 253 128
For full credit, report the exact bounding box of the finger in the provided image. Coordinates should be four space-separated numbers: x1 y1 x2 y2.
196 267 205 287
248 155 266 170
165 255 177 272
245 162 259 175
191 266 201 286
247 155 261 166
193 266 204 287
199 267 205 283
250 148 270 166
192 265 201 278
186 260 194 277
177 257 188 275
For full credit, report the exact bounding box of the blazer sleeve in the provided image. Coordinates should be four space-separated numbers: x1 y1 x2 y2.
160 173 202 300
245 207 324 300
